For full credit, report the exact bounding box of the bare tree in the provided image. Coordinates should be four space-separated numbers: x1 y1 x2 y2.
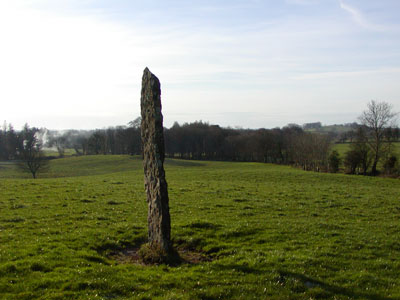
18 125 49 179
344 127 372 175
128 116 141 129
359 101 398 175
290 132 331 171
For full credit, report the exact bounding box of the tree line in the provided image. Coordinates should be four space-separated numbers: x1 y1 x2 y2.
0 121 333 168
163 122 334 171
1 101 398 178
0 121 335 176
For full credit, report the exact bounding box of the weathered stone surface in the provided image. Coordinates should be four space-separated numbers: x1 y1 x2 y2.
140 67 171 252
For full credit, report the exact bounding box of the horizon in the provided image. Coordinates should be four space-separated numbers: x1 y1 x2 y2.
2 118 361 133
1 0 400 130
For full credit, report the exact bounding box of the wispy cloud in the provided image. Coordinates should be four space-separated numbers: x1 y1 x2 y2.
292 67 400 80
339 0 383 31
1 0 399 129
286 0 319 5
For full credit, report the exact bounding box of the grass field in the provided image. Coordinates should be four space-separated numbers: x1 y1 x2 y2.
1 155 400 299
43 148 78 158
333 142 400 173
333 142 400 158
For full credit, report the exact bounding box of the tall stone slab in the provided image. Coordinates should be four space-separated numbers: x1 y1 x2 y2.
140 67 171 253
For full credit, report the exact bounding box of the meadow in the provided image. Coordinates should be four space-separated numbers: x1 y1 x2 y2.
0 155 400 299
333 142 400 158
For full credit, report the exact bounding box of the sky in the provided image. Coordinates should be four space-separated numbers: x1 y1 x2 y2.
0 0 399 130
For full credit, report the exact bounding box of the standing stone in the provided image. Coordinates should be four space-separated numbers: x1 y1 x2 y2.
140 67 171 253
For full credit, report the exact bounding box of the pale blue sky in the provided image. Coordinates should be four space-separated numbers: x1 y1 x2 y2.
0 0 399 129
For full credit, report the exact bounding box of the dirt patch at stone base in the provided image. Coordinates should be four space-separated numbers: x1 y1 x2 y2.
111 246 212 266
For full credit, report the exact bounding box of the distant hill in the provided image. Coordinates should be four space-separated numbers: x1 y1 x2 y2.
302 122 359 134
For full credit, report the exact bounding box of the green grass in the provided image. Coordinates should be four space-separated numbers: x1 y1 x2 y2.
333 142 400 172
332 143 350 158
44 148 77 157
1 155 400 299
333 142 400 157
0 155 139 179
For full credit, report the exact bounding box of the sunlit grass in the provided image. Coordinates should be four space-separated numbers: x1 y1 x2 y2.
333 142 400 157
0 155 399 299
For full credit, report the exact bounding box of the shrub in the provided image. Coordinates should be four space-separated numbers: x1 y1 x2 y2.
328 150 341 173
343 150 361 174
383 155 398 175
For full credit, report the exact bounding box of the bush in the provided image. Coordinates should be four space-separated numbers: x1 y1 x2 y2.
383 155 398 175
328 150 340 173
343 150 361 174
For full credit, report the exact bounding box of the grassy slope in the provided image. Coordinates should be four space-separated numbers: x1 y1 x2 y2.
333 142 400 156
0 156 399 299
333 143 400 171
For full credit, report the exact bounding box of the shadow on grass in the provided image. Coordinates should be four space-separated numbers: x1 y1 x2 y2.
219 228 262 239
212 263 263 274
164 159 205 168
95 231 213 267
94 233 147 255
183 221 221 230
111 242 212 267
279 270 393 300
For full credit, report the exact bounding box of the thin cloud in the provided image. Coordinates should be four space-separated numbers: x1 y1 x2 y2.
286 0 319 5
339 0 383 31
1 0 399 130
292 67 400 80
